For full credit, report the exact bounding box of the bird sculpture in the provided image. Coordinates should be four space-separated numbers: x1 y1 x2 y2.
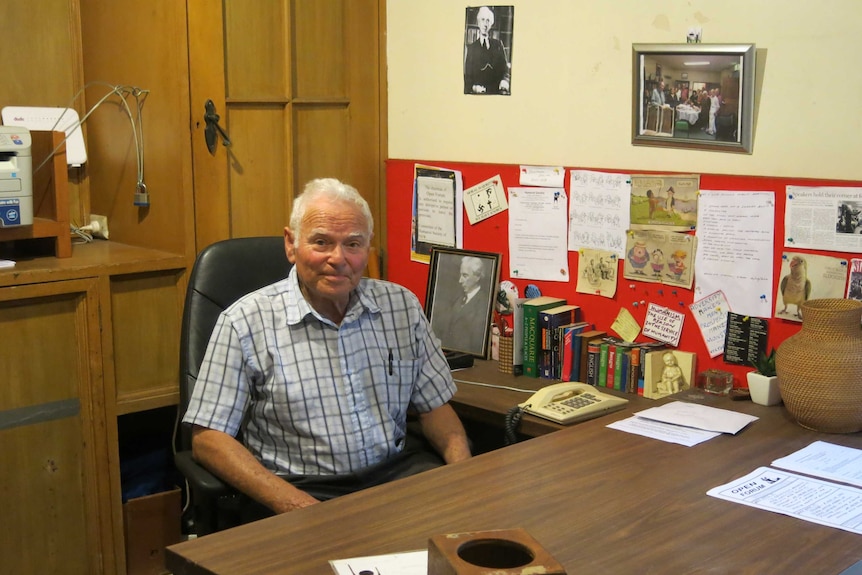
779 255 811 318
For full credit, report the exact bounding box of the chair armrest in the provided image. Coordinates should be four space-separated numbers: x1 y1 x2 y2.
175 450 234 498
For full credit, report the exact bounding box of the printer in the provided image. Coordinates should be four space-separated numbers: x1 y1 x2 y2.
0 126 32 227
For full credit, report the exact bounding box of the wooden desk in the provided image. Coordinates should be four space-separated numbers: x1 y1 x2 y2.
165 393 862 574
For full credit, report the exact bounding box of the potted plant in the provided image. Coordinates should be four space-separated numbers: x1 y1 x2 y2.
747 348 781 406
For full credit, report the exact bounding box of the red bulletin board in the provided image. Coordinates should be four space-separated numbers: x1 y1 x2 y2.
385 158 861 387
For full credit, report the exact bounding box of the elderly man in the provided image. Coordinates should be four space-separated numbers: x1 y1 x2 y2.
463 6 511 94
184 178 471 522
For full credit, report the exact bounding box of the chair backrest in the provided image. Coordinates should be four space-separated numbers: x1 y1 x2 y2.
177 236 293 451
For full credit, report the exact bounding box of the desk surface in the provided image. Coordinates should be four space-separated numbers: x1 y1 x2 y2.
166 379 862 575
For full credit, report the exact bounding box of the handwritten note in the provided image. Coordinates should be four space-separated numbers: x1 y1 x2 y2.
689 291 731 358
642 303 685 347
694 191 774 317
519 165 565 187
611 307 641 342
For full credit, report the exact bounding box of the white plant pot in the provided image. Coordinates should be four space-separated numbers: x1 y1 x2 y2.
747 372 782 406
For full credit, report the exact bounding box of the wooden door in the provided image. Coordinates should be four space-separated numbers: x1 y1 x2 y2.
187 0 386 258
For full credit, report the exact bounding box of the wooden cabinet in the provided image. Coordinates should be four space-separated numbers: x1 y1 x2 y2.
0 245 186 575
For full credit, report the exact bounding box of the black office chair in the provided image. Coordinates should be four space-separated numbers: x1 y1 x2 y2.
174 236 292 536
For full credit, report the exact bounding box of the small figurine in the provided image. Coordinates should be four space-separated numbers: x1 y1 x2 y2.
656 351 684 396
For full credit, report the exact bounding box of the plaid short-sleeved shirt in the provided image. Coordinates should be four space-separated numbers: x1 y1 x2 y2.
183 268 455 475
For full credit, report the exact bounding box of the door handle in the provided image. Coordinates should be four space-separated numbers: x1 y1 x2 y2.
204 99 231 154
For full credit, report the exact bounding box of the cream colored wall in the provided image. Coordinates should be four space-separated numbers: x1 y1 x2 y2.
387 1 862 180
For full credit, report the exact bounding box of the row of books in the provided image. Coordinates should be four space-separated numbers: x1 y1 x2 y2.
516 296 665 392
584 337 666 395
520 295 601 380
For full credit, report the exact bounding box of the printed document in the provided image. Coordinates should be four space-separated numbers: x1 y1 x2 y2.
771 441 862 488
330 550 427 575
707 466 862 535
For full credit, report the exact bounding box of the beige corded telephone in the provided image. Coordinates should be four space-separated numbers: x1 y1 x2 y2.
520 382 629 424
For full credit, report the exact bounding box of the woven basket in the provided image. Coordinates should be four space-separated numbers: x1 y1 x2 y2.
775 298 862 433
498 335 514 374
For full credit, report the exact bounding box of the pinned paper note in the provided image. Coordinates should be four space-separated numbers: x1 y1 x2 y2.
611 307 640 342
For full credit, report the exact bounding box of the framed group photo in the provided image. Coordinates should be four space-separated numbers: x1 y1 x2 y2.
632 43 756 153
425 247 502 358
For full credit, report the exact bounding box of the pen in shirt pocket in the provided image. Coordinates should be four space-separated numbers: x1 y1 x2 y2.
388 348 394 375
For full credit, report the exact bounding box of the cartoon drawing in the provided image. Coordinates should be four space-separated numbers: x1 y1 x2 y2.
627 241 649 275
667 249 687 281
650 248 665 278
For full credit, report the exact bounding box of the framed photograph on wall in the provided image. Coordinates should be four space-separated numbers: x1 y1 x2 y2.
425 247 502 358
632 43 756 153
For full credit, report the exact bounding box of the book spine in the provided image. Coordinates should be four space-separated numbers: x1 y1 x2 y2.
570 330 583 382
523 308 540 378
606 344 616 389
598 343 609 388
628 347 641 394
586 341 601 385
511 298 526 376
560 328 573 381
616 348 629 392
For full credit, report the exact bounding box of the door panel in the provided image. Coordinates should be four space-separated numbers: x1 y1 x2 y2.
227 106 290 236
189 0 384 256
293 105 350 192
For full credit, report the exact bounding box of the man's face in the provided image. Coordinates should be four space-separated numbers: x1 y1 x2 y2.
477 11 493 35
285 197 370 312
459 261 481 294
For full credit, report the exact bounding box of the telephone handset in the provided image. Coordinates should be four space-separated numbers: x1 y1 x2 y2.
520 382 629 425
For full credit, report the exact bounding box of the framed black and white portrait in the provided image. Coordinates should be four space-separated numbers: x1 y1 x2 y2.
463 5 514 96
426 247 502 358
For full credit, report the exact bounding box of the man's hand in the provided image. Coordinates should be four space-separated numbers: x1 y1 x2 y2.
472 84 487 94
499 79 510 94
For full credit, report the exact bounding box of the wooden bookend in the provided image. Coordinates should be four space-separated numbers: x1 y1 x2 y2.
428 528 566 575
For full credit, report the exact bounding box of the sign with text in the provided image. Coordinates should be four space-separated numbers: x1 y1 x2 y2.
643 303 684 347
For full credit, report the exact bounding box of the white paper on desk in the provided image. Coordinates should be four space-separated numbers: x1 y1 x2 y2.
635 401 758 435
707 466 862 535
508 187 569 282
607 416 720 447
772 441 862 488
330 549 427 575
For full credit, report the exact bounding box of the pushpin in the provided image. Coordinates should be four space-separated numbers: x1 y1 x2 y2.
658 289 664 296
671 290 677 296
679 301 685 307
640 300 646 305
629 283 636 289
633 302 639 308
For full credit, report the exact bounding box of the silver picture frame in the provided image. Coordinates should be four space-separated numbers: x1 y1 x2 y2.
632 43 756 154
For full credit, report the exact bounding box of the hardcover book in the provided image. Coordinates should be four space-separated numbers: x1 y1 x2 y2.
510 297 527 375
597 342 610 388
521 296 566 378
538 305 581 378
560 322 591 381
585 339 603 386
577 329 607 383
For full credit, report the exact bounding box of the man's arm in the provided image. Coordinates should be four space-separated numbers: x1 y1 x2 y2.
417 403 472 463
191 425 319 514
